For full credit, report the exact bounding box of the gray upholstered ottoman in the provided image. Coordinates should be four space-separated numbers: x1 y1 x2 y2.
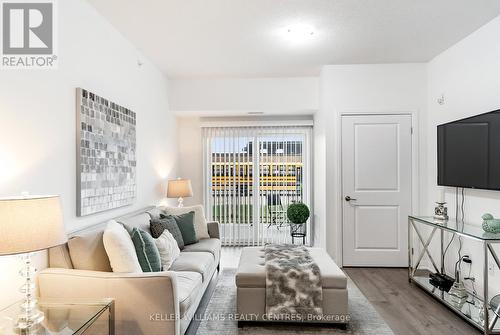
235 247 349 326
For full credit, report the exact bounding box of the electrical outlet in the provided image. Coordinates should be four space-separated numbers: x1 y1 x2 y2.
489 261 495 276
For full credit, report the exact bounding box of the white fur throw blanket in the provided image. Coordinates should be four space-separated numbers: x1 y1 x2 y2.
264 244 323 319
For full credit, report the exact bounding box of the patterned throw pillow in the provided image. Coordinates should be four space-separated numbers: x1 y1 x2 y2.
163 211 198 245
151 216 185 250
129 227 162 272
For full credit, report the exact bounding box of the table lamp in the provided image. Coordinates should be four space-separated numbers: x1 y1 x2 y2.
0 195 67 331
167 178 193 207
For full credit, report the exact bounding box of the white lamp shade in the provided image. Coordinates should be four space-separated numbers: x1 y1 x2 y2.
167 179 193 198
0 195 67 255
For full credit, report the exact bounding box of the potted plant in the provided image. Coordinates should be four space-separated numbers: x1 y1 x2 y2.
287 202 310 224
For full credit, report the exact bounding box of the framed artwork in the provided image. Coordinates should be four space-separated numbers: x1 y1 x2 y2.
76 88 136 216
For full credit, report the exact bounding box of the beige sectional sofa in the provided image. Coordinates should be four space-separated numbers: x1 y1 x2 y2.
37 206 221 335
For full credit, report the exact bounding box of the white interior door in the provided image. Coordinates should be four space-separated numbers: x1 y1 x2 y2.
342 114 412 267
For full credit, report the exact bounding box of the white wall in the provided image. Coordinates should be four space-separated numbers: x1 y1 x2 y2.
176 116 204 206
169 77 319 114
0 0 177 309
316 63 427 261
425 15 500 298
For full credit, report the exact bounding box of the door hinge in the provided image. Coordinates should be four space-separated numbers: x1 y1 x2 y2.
410 127 413 135
411 247 414 255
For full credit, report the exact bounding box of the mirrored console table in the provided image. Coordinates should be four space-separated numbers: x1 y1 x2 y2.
408 216 500 335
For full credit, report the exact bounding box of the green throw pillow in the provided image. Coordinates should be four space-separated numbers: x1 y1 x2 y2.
168 211 198 245
130 227 162 272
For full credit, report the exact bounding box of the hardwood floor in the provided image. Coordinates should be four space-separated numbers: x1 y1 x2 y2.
188 249 479 334
344 267 479 335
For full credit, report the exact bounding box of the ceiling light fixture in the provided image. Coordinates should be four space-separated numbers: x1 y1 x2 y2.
278 23 317 46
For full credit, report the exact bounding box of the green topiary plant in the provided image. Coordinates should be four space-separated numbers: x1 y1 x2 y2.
287 202 310 224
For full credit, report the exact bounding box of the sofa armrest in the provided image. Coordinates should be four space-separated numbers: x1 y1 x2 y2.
207 221 220 239
37 268 180 335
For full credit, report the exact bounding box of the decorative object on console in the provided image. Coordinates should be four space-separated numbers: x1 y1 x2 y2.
0 195 67 331
481 213 500 233
434 202 448 221
491 294 500 324
167 178 193 207
76 87 137 217
449 255 471 308
449 282 468 308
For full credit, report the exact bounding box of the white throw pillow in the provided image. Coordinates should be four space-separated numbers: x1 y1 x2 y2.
162 205 210 239
103 220 142 273
154 230 180 270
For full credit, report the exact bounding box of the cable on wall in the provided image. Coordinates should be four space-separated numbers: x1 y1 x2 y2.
443 187 459 261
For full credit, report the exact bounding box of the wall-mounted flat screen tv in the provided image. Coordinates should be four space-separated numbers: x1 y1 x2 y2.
437 109 500 190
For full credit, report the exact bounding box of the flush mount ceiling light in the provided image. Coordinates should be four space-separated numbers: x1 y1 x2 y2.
278 23 318 46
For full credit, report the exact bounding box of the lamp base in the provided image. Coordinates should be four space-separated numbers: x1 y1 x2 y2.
177 197 184 208
14 253 44 333
14 312 44 332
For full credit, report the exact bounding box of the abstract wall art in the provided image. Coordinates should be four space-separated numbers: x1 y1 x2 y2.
76 88 136 216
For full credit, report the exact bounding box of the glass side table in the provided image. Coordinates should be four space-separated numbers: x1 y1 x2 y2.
0 298 114 335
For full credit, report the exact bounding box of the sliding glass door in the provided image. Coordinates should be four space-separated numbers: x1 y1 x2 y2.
202 126 312 246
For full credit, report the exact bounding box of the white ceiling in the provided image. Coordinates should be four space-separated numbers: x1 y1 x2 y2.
87 0 500 78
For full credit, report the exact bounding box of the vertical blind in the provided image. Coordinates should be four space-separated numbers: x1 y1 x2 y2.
202 125 313 246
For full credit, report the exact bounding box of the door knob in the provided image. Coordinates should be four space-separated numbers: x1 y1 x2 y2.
345 196 357 202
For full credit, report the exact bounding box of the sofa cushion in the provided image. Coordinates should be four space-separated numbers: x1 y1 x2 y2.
175 271 203 317
151 217 185 250
182 238 221 260
49 244 74 269
130 227 162 272
170 252 214 281
68 231 111 272
117 213 151 233
161 205 210 239
236 247 347 289
103 220 142 273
